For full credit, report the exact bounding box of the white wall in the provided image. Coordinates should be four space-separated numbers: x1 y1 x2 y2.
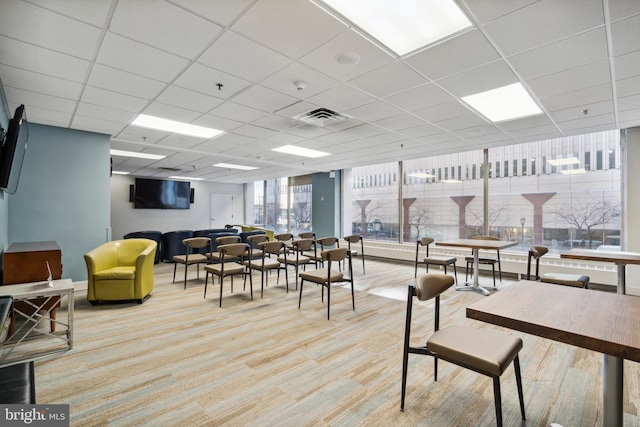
110 174 244 239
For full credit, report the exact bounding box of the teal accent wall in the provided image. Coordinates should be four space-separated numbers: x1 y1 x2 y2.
8 123 110 281
312 172 340 238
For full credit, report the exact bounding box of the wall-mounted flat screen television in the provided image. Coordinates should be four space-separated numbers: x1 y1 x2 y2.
134 178 190 209
0 104 29 194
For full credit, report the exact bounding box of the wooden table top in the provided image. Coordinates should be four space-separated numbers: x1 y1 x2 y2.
436 239 518 250
466 280 640 363
561 248 640 265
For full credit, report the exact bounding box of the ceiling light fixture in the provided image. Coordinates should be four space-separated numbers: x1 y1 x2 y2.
461 82 543 122
548 157 580 166
272 145 330 158
169 176 205 181
131 114 224 139
111 170 130 175
110 149 166 160
213 163 258 171
320 0 471 56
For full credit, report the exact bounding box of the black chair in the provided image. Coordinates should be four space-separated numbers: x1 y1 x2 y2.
401 273 526 426
123 230 162 263
0 362 36 404
343 234 365 274
160 230 194 262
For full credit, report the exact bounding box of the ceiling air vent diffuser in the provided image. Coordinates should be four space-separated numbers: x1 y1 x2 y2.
293 107 350 127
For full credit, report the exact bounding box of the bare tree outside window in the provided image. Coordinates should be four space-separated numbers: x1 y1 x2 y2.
554 200 621 248
408 202 432 240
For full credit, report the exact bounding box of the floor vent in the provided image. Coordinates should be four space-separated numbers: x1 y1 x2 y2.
293 107 350 127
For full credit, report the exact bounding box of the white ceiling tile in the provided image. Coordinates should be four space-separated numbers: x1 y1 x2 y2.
168 0 256 26
299 29 394 82
27 0 113 26
4 86 76 113
115 127 171 144
344 100 403 122
607 0 640 21
436 60 517 97
0 64 83 99
557 113 616 132
154 133 209 150
348 61 428 98
610 14 640 56
383 83 454 111
88 64 166 100
614 50 640 81
307 84 374 112
287 124 334 139
529 60 611 99
174 62 251 98
231 85 299 113
617 75 640 97
413 101 472 123
155 86 224 113
231 124 276 139
462 0 538 23
398 124 445 138
0 35 90 82
497 115 557 132
341 123 385 138
0 0 101 59
210 102 268 123
541 83 613 112
406 29 500 81
110 0 223 58
192 114 243 132
509 28 608 79
260 62 340 99
434 114 488 132
232 0 346 59
550 99 614 122
374 114 425 131
81 86 149 113
97 32 190 82
251 114 300 132
72 115 126 135
482 0 605 56
76 102 137 123
15 104 72 127
198 31 291 83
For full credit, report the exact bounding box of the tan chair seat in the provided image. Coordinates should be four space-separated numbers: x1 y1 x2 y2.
428 325 523 377
94 266 136 280
205 262 245 275
424 255 456 266
541 273 589 288
173 253 208 264
278 255 310 265
299 268 343 284
245 258 280 271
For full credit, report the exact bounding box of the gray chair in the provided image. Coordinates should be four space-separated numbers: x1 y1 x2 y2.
343 234 365 274
401 273 526 427
298 247 354 320
527 246 589 288
414 236 458 284
172 237 211 289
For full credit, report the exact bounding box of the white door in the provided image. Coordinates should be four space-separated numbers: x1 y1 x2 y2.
210 193 234 228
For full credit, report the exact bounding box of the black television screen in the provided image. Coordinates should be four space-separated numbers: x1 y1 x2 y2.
134 178 190 209
0 105 29 194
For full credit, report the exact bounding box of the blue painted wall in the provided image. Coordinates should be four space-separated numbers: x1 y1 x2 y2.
312 172 340 238
8 123 110 281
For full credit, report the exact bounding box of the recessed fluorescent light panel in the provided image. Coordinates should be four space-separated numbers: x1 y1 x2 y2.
272 145 330 158
169 176 205 181
111 171 130 175
320 0 471 55
132 114 224 139
110 149 166 160
548 157 580 166
462 82 543 122
214 163 258 171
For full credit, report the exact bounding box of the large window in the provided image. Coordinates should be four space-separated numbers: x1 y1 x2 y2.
252 176 313 234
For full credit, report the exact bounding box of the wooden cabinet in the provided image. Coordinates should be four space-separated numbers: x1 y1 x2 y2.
3 241 62 285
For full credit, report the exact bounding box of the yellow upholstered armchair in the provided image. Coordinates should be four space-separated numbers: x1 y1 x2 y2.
84 238 157 305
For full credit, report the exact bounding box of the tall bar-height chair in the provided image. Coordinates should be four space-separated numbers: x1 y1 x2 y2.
298 247 354 320
401 273 526 427
465 236 502 287
245 240 289 297
527 246 589 288
172 237 211 289
204 243 252 307
414 237 458 284
343 234 365 274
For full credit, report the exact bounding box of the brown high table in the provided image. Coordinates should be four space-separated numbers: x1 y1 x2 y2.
436 239 517 295
467 280 640 426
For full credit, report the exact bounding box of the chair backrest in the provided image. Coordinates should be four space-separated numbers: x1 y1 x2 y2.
182 237 211 251
218 243 249 260
298 232 316 240
527 245 549 280
321 247 348 263
418 236 435 246
275 233 294 242
413 273 455 331
259 240 285 256
343 235 362 244
316 236 339 249
216 235 241 245
247 234 269 246
292 238 315 252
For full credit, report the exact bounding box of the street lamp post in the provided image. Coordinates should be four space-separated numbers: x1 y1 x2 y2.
520 217 526 249
373 217 382 240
